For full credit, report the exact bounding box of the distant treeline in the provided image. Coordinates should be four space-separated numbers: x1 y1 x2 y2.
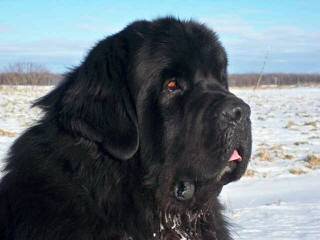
0 63 62 85
229 73 320 87
0 63 320 87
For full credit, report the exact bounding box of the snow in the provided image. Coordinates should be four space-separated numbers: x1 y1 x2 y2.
0 85 320 239
221 174 320 240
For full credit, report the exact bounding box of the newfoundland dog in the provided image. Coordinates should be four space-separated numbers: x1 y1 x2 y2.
0 17 251 240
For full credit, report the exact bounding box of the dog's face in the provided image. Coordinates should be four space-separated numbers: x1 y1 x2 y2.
127 19 252 223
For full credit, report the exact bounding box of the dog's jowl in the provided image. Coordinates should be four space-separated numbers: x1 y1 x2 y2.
0 17 252 240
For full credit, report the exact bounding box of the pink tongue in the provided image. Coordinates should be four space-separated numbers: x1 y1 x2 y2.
229 150 242 162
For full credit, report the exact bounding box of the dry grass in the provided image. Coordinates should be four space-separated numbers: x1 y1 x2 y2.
289 168 307 175
256 148 271 162
304 121 318 128
244 169 257 177
0 128 16 137
256 148 271 161
284 154 294 160
262 144 296 161
305 155 320 169
294 141 308 146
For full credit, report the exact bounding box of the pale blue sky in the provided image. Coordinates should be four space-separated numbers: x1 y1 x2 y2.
0 0 319 73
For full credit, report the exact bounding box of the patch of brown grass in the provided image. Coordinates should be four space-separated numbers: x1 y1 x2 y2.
294 141 308 146
244 169 257 177
256 148 271 161
284 154 294 160
0 128 16 137
305 155 320 169
289 168 307 175
266 144 295 160
256 148 271 162
304 121 318 128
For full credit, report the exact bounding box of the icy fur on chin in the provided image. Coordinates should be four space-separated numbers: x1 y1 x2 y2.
158 210 213 240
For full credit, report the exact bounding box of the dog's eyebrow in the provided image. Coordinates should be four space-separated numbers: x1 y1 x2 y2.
135 52 171 81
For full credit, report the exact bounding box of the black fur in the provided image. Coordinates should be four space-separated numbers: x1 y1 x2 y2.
0 17 252 240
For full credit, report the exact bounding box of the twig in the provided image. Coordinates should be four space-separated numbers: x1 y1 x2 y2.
254 49 269 90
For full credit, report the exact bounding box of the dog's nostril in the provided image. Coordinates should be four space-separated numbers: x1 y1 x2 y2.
174 181 195 201
221 103 246 123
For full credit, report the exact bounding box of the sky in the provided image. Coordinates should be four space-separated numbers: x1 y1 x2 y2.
0 0 319 73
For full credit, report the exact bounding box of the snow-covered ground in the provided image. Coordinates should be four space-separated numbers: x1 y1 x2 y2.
222 174 320 240
0 85 319 239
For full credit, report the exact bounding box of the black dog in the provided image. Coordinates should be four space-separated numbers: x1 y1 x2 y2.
0 17 252 240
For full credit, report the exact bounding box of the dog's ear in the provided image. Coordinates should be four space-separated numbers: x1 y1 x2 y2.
34 33 139 160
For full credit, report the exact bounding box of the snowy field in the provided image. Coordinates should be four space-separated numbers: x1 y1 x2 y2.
0 85 320 239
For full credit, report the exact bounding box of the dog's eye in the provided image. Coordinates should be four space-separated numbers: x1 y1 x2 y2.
166 79 180 92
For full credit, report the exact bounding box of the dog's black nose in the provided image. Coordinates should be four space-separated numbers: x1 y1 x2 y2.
220 98 250 124
174 181 195 201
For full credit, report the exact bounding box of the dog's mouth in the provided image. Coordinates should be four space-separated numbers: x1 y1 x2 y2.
170 148 246 201
216 148 244 185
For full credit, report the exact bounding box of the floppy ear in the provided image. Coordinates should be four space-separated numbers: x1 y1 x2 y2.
34 33 139 160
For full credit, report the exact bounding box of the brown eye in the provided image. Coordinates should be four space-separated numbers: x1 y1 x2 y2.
166 79 179 92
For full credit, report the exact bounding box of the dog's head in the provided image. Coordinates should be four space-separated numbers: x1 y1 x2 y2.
130 19 252 237
35 17 251 237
